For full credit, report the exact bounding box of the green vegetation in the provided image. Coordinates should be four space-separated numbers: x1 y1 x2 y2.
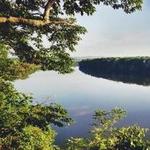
0 0 144 73
0 78 72 149
79 57 150 86
1 82 150 150
67 108 150 150
0 0 147 149
0 44 72 149
0 43 39 81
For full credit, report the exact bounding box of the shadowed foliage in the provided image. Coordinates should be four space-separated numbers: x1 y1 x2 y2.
79 57 150 86
0 0 146 149
0 0 143 73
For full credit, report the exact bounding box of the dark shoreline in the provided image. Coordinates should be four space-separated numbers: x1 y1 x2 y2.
79 57 150 86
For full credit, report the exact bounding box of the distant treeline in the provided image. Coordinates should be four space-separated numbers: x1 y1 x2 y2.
79 57 150 86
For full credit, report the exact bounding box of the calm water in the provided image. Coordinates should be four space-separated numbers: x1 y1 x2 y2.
14 67 150 143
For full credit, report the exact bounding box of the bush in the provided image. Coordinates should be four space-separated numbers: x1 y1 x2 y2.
67 108 150 150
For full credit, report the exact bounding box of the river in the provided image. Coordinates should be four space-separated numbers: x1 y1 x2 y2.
14 67 150 144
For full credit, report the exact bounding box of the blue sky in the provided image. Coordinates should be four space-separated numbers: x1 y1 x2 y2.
71 0 150 57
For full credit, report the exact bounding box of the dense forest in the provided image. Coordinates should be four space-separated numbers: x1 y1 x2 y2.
79 57 150 86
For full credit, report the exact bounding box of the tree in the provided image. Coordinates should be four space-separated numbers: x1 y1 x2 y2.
0 0 143 73
67 108 150 150
0 0 144 149
0 43 72 149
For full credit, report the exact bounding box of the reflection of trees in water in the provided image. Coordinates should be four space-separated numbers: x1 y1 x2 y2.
79 58 150 86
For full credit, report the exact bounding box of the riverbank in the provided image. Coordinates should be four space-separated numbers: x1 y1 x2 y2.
79 57 150 86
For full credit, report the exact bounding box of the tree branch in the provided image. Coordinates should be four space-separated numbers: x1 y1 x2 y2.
0 0 75 27
43 0 56 21
0 16 74 27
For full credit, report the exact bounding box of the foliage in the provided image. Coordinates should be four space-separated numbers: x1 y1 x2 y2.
79 57 150 86
1 125 58 150
0 43 39 81
0 0 143 73
17 126 58 150
67 108 150 150
0 0 145 149
0 79 72 149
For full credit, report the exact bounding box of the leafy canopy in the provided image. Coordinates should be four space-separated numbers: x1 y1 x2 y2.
0 78 73 149
0 0 145 149
0 43 39 81
0 0 143 73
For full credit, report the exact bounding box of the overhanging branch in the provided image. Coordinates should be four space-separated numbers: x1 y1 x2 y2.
0 0 74 27
0 17 74 27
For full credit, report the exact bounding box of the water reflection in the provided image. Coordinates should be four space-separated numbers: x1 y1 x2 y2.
14 67 150 144
79 64 150 86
